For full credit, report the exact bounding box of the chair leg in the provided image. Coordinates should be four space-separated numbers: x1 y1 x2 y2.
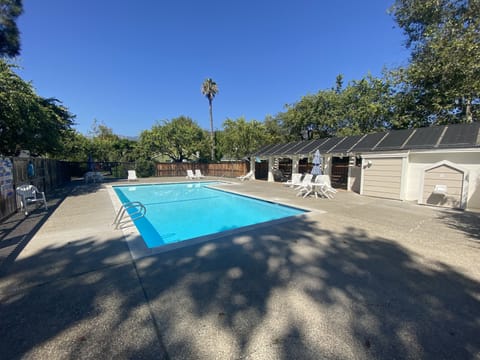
42 193 48 210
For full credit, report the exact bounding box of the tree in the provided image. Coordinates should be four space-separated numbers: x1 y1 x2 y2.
218 117 270 160
390 0 480 123
201 78 219 160
138 116 207 162
59 130 90 162
339 74 394 135
0 59 75 155
0 0 23 58
276 74 395 139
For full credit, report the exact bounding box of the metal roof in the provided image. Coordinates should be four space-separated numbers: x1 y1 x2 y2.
253 123 480 157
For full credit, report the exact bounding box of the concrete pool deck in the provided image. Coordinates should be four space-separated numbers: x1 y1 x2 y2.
1 177 479 359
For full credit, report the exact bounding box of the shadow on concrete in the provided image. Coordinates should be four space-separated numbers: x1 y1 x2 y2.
0 178 129 275
1 214 478 359
437 209 480 242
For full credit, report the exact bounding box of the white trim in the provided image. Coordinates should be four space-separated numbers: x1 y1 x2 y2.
399 156 409 200
361 152 409 159
418 160 469 209
410 148 480 155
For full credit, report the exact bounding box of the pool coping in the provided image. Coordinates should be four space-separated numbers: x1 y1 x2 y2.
106 181 324 260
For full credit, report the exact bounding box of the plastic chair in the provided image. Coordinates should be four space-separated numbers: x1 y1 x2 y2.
16 184 48 215
128 170 138 181
194 169 205 178
283 173 302 187
186 170 196 179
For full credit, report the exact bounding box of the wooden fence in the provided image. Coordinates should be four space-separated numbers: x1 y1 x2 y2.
0 157 71 221
155 161 248 178
0 159 250 221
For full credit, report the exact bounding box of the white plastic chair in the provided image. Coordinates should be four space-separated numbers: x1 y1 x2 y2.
313 175 337 199
186 170 196 179
127 170 138 181
237 170 254 181
194 169 205 178
16 184 48 215
295 174 314 197
283 173 302 187
294 174 313 192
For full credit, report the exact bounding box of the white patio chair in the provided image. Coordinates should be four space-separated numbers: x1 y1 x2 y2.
127 170 138 181
283 173 302 187
16 184 48 215
295 174 314 196
186 170 197 179
314 175 337 199
194 169 205 178
237 170 254 181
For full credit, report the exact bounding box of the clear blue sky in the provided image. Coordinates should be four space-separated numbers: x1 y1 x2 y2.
16 0 409 137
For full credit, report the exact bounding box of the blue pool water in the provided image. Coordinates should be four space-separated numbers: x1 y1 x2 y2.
113 182 306 248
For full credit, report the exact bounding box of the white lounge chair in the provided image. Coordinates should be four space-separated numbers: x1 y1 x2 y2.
186 170 197 179
16 184 48 215
283 173 302 187
194 169 205 178
237 170 254 181
127 170 138 181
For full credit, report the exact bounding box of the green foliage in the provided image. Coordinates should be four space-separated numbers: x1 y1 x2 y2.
218 117 270 159
111 164 128 178
0 0 23 58
390 0 480 123
137 116 207 162
0 59 75 155
276 74 395 139
135 159 155 177
59 130 90 161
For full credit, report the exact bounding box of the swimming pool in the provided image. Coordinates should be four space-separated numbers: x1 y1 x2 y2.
113 182 307 249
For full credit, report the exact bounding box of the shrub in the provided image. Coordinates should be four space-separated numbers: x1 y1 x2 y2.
135 159 155 177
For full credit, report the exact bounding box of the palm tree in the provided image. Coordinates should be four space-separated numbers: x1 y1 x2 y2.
201 78 219 160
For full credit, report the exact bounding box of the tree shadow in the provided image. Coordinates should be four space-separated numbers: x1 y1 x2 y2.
0 179 124 275
0 214 479 359
436 208 480 242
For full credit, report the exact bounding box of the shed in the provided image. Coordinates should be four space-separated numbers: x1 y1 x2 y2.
419 160 468 209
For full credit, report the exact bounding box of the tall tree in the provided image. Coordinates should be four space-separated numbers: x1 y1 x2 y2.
219 117 270 160
390 0 480 123
201 78 219 160
0 59 75 155
138 116 207 162
0 0 23 58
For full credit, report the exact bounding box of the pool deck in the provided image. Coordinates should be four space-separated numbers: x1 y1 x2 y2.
1 177 479 359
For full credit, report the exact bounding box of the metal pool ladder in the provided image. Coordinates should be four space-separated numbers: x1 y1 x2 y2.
113 201 146 229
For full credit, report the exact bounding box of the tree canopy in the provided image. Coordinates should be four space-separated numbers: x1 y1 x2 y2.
0 0 23 58
0 59 75 156
218 117 270 160
390 0 480 123
137 116 208 162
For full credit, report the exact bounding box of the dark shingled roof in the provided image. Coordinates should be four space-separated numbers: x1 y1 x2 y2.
253 123 480 157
